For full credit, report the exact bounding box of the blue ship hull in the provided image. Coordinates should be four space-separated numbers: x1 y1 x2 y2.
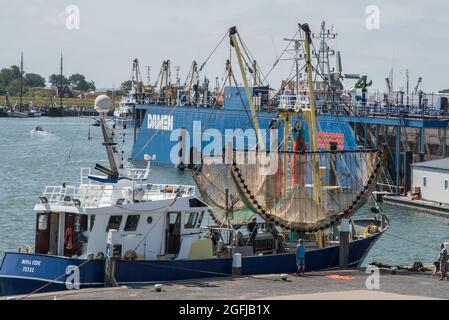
131 103 357 165
0 232 381 297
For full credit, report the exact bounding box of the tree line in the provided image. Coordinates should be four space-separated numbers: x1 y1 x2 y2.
0 65 96 96
0 64 141 98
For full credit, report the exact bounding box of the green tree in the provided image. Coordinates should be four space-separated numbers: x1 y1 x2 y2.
25 73 46 87
87 80 96 91
120 80 133 93
0 65 21 95
68 73 89 91
49 74 69 87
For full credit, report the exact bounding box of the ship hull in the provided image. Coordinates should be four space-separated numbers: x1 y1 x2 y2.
0 231 381 297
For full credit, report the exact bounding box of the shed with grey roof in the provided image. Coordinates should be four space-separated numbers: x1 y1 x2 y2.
412 158 449 204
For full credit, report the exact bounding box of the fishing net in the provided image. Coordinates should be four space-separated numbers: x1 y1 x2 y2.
193 148 383 231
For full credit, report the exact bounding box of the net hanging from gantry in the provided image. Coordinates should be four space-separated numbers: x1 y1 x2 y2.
193 148 383 231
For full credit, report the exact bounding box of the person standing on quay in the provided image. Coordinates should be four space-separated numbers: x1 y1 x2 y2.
296 239 306 275
438 243 448 280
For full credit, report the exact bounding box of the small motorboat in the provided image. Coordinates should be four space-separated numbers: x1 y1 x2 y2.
35 126 44 132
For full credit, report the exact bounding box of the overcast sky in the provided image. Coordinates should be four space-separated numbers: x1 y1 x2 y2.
1 0 448 92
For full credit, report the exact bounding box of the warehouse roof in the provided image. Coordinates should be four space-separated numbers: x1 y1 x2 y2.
412 158 449 171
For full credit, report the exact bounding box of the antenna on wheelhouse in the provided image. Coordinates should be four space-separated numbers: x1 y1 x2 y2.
94 95 121 179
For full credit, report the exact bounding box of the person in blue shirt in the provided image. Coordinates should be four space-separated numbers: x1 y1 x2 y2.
296 239 305 275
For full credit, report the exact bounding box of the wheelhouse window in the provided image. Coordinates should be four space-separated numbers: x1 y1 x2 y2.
196 211 204 228
38 214 48 231
106 215 122 232
124 214 140 232
185 212 200 229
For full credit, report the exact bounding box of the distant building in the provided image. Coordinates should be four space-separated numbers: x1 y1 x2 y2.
81 91 108 100
56 85 73 98
412 158 449 204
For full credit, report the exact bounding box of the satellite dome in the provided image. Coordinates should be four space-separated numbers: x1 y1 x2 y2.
94 95 112 114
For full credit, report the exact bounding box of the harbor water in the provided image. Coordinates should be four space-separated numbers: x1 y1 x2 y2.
0 117 447 266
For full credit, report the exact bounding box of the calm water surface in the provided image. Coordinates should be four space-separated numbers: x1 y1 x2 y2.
0 117 447 266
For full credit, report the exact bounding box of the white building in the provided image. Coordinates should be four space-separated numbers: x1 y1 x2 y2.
412 158 449 204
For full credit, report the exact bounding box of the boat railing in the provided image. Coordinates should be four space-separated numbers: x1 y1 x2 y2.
80 168 92 185
126 168 150 181
39 183 196 208
274 91 449 118
80 167 150 184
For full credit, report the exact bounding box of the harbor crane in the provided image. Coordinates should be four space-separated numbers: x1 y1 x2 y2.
413 77 423 95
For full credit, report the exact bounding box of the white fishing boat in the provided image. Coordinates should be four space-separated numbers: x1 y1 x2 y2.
113 97 135 127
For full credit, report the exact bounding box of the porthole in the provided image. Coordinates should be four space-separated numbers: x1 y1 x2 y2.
147 216 153 224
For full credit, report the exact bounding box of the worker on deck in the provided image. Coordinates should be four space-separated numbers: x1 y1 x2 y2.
438 243 448 281
247 217 258 252
296 239 306 275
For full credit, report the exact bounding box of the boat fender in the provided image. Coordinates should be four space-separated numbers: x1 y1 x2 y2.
363 224 378 237
96 252 105 259
124 249 138 261
321 233 327 247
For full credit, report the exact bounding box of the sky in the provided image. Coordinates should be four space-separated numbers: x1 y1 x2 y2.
1 0 448 92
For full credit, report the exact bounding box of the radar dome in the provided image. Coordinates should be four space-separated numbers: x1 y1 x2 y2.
94 95 112 114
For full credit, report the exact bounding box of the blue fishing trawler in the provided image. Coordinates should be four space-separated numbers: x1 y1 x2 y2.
129 22 366 165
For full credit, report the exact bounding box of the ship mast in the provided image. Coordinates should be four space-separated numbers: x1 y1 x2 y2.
301 23 322 205
282 36 304 94
19 52 23 107
60 53 63 108
312 21 336 78
229 26 265 151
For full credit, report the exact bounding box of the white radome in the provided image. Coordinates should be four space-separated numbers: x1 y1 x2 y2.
94 95 112 114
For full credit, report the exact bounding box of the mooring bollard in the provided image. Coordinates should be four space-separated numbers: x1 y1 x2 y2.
154 284 163 292
339 218 350 268
232 253 242 275
105 229 119 287
281 274 288 281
